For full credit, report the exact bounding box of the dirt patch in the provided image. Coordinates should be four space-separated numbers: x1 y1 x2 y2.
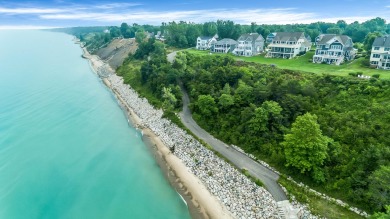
96 38 138 69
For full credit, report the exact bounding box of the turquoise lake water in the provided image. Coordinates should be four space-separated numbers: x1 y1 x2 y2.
0 30 190 219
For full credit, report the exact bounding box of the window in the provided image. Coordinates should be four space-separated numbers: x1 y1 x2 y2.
330 45 342 50
371 61 378 65
385 47 390 51
372 54 380 58
374 47 380 50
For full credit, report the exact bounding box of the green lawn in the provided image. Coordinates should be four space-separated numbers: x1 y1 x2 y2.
186 49 390 79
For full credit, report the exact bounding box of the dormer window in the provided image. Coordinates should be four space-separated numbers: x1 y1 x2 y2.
385 47 390 51
374 47 380 50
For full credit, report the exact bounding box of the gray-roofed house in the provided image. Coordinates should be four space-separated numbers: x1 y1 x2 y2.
196 36 217 50
232 33 264 56
210 38 237 53
266 32 311 59
313 34 356 65
370 36 390 70
266 32 277 44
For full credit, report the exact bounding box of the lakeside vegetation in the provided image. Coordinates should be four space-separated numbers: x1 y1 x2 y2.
70 17 390 217
278 176 365 219
116 37 390 216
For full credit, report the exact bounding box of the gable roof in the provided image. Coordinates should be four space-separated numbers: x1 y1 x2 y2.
274 32 305 42
316 34 351 45
237 33 264 42
372 36 390 48
198 36 214 40
213 38 237 45
267 32 277 38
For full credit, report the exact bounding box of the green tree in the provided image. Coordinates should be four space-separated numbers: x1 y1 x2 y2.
234 80 253 105
186 25 202 47
203 22 218 36
109 26 121 38
162 87 177 110
336 20 347 29
172 52 187 71
135 30 147 44
364 32 383 53
218 94 234 109
221 83 232 95
368 165 390 211
120 22 129 36
370 206 390 219
326 27 342 34
248 107 268 134
196 95 218 117
282 113 332 182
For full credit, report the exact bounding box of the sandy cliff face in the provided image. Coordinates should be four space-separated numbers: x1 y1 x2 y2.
95 38 138 69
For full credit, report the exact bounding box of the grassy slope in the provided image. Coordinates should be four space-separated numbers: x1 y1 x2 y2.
187 49 390 80
279 177 365 219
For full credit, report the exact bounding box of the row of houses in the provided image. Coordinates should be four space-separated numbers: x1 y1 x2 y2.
196 33 265 56
196 32 359 66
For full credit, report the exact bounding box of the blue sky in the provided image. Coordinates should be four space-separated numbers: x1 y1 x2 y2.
1 0 390 29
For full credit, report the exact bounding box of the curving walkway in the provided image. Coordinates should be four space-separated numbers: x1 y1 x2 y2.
178 83 288 202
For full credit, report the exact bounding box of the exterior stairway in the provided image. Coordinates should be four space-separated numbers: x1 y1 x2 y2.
277 200 301 219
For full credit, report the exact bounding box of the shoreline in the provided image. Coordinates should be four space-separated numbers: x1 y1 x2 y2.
80 46 232 219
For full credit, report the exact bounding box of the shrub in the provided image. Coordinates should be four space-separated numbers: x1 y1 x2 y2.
372 74 380 79
361 58 370 67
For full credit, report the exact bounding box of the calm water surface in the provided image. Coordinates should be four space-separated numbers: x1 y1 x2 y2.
0 30 190 219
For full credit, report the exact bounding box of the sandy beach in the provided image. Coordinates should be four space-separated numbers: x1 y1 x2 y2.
80 46 233 219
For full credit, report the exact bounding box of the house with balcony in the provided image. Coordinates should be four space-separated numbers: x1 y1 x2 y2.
196 36 217 50
232 33 264 56
210 38 237 53
312 34 356 65
266 32 277 44
370 36 390 70
266 32 311 59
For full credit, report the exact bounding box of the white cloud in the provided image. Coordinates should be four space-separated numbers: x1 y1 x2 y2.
94 3 142 9
0 4 389 26
0 7 67 14
38 8 386 25
39 8 317 24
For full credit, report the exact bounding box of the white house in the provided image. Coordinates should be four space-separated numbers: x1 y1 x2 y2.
266 32 311 59
232 33 264 56
312 34 356 65
370 36 390 70
196 36 217 50
210 38 237 53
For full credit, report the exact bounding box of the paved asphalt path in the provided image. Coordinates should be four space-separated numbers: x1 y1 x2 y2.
167 51 287 201
178 84 288 202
